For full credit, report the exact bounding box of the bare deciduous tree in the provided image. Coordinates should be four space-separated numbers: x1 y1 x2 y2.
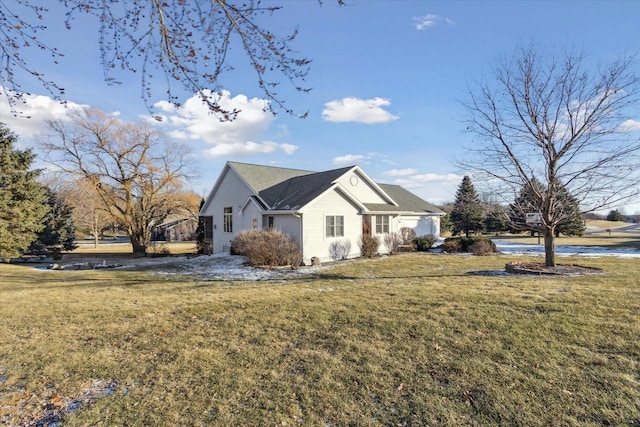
48 176 112 248
462 45 640 266
43 108 191 255
0 0 343 117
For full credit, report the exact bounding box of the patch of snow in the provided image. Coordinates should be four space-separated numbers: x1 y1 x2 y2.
494 240 640 258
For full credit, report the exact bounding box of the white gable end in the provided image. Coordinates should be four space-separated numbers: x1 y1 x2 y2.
334 168 395 205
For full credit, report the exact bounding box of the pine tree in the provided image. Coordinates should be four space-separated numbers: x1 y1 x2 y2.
28 189 78 257
450 176 484 237
509 179 585 236
484 206 509 234
555 186 586 237
606 209 625 222
508 178 545 234
0 125 49 261
196 198 206 254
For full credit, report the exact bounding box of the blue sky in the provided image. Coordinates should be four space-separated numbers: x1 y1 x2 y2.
2 0 640 209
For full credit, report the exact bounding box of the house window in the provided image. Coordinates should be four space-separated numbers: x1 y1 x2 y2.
202 216 213 240
223 207 233 233
375 215 390 234
268 216 274 229
326 215 344 237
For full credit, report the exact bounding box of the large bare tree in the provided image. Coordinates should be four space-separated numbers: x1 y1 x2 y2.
43 108 191 255
0 0 343 118
46 175 113 248
462 46 640 266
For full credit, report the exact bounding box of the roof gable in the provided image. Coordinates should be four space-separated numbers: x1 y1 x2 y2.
259 166 353 210
366 184 444 214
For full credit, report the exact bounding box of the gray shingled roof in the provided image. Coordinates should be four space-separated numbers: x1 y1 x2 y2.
229 162 443 214
365 184 444 214
228 161 313 193
258 166 353 210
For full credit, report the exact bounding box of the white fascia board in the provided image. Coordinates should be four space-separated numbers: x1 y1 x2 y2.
299 183 367 214
349 165 399 207
200 162 231 214
263 210 302 215
240 197 265 213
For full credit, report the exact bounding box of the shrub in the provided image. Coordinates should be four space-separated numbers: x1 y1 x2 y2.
399 227 417 245
383 232 401 254
230 229 256 255
329 239 352 261
469 240 495 256
413 234 436 251
231 229 302 267
359 235 380 258
442 236 497 254
441 238 463 253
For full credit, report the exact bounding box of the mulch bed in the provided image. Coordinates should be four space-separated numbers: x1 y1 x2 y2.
505 261 605 276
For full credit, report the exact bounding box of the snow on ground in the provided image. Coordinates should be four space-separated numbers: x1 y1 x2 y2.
152 253 329 281
44 252 329 281
494 240 640 258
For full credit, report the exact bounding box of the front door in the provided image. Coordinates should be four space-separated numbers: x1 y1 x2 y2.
362 215 372 236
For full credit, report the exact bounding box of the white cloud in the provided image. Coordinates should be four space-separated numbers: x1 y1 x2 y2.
383 168 418 177
619 119 640 132
413 14 455 30
333 154 364 165
322 97 399 124
144 90 297 157
204 141 298 158
396 172 462 185
0 92 87 138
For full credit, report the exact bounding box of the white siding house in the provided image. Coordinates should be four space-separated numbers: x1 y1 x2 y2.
200 162 445 263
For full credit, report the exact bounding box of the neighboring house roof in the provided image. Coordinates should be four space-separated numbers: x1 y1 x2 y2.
365 184 445 215
258 166 353 210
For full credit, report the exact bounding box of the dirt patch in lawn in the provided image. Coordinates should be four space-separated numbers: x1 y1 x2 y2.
504 261 605 276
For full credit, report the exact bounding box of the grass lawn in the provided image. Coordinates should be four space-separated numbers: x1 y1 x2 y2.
1 253 639 426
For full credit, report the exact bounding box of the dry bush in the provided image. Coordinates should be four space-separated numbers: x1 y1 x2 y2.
231 229 302 267
441 238 463 253
399 227 417 245
329 239 352 261
359 235 380 258
442 236 497 254
469 240 495 256
383 232 401 254
230 229 257 255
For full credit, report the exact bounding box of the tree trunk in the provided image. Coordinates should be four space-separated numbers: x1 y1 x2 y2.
543 226 556 267
130 235 147 256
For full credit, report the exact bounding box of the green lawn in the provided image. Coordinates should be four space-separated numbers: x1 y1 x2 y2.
1 254 639 426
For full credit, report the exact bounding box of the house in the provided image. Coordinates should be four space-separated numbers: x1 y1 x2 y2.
151 215 197 242
199 161 445 263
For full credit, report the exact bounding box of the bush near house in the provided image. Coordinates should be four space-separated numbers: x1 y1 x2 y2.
442 236 497 254
383 232 401 254
329 239 351 261
231 229 302 267
359 235 380 258
413 234 436 251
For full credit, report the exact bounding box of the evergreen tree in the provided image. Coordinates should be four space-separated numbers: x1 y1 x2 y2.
450 176 484 237
555 186 586 237
28 189 78 257
0 125 49 261
508 178 545 233
196 198 206 254
606 209 625 222
509 179 585 236
484 206 509 234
